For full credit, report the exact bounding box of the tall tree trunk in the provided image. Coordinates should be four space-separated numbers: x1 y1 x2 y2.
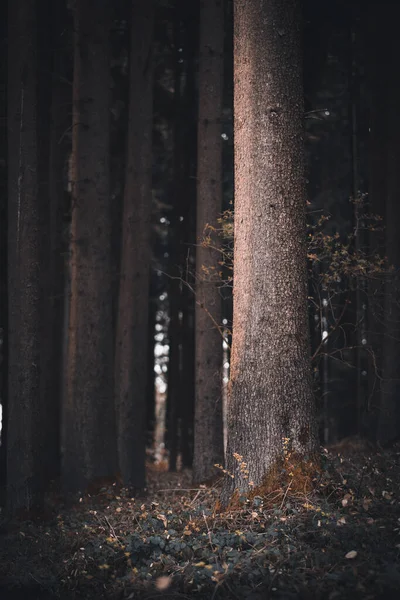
179 0 198 470
166 4 187 472
193 0 224 483
146 295 156 446
46 0 71 480
366 2 387 441
378 15 400 445
7 0 45 512
349 24 368 437
181 290 195 467
63 0 118 493
166 284 181 471
0 0 8 507
114 0 154 489
223 0 319 502
37 0 61 483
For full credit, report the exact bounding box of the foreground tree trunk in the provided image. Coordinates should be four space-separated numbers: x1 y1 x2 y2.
63 0 118 493
193 0 224 483
223 0 319 502
7 0 45 512
114 0 154 489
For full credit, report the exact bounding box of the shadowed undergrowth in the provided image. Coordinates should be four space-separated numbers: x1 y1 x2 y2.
1 443 400 599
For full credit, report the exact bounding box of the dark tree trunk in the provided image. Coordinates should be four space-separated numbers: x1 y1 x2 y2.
366 3 387 441
365 3 389 440
179 1 198 470
166 283 181 471
146 296 156 446
46 0 71 480
181 289 195 468
193 0 224 483
7 0 45 512
223 0 319 502
0 0 8 507
37 0 62 483
114 0 154 489
62 0 118 493
349 24 369 437
165 5 186 472
378 16 400 445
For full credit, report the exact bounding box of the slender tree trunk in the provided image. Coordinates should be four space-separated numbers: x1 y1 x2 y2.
7 0 45 512
166 5 186 472
179 0 198 469
0 0 8 507
114 0 154 489
166 284 181 471
146 296 156 446
223 0 319 502
349 25 368 437
62 0 118 493
46 0 71 480
37 0 61 483
378 16 400 445
193 0 224 483
366 3 387 441
181 291 195 467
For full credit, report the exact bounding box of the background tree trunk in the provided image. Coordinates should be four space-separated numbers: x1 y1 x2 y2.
0 0 8 507
145 295 156 446
46 0 71 480
193 0 224 483
7 0 45 512
62 0 117 493
223 0 319 501
366 3 387 442
114 0 154 489
378 14 400 445
37 0 61 483
177 0 198 470
166 282 180 471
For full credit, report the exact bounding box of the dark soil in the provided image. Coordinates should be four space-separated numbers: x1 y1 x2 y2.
1 444 400 599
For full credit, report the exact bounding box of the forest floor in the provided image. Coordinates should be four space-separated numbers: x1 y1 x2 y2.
1 442 400 600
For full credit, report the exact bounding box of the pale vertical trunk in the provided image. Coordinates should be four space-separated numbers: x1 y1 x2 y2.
7 0 44 512
223 0 319 501
193 0 224 483
114 0 154 489
63 0 117 492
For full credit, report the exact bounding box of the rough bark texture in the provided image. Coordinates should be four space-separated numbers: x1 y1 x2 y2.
7 0 45 512
63 0 118 493
223 0 319 501
193 0 224 483
114 0 154 489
